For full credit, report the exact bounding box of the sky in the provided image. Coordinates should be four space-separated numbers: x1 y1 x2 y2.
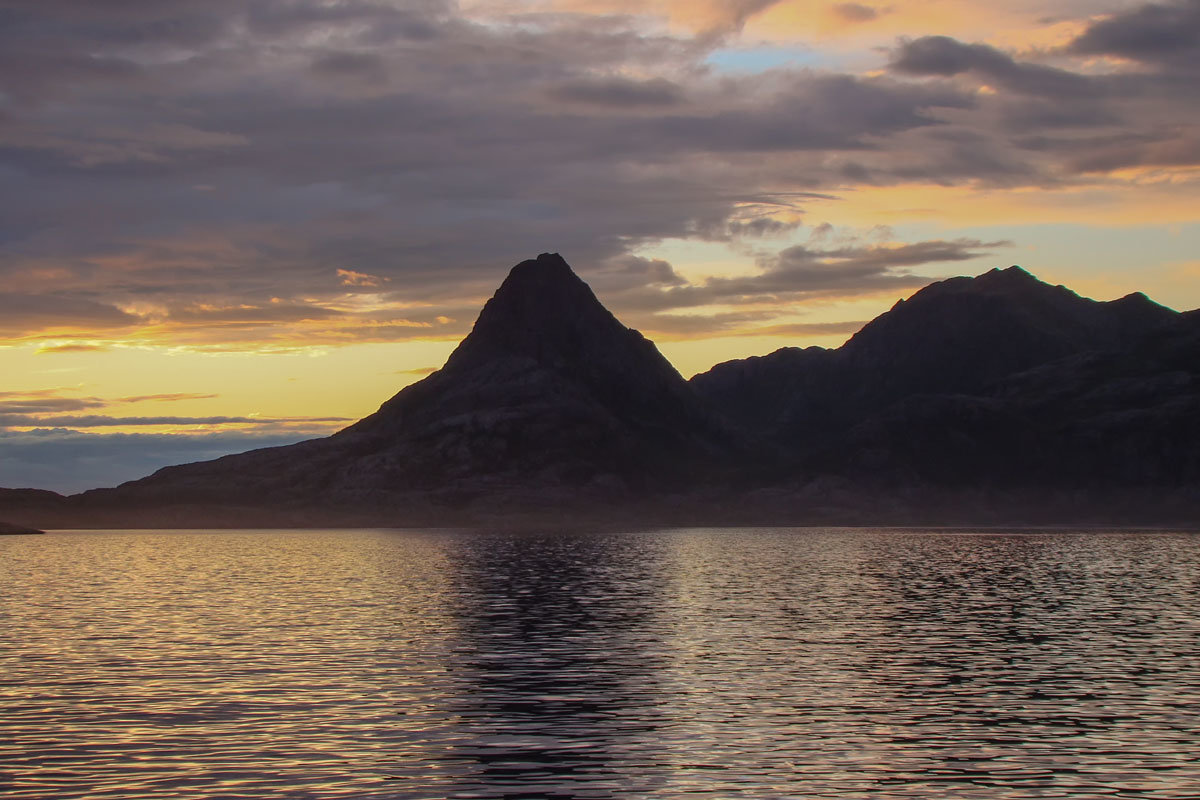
2 0 1199 493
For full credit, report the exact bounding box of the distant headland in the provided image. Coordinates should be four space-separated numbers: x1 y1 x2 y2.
0 520 44 535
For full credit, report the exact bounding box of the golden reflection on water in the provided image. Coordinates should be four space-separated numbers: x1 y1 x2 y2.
2 528 1199 799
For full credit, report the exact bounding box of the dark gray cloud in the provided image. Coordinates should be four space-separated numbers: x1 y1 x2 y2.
885 14 1200 179
1069 0 1200 65
891 36 1096 98
548 76 685 108
310 51 389 85
0 0 974 329
650 75 971 152
0 0 1194 349
0 294 139 336
1065 131 1200 172
602 236 1011 314
0 394 107 414
704 237 1010 298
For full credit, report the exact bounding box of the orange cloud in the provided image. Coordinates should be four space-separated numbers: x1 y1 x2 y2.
336 268 388 287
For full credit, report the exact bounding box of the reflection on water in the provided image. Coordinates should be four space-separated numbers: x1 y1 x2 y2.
2 528 1198 799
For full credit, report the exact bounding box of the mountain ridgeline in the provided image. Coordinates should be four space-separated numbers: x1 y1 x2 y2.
4 253 1198 527
691 265 1199 491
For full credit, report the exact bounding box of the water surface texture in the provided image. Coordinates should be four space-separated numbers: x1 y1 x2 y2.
2 528 1199 799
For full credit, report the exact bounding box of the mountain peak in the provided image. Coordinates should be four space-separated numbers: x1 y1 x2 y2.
833 261 1179 403
504 252 577 284
443 252 626 373
897 264 1071 307
979 265 1036 283
481 252 596 319
960 265 1054 296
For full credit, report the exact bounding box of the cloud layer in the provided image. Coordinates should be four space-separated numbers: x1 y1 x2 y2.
0 389 349 432
2 0 1195 349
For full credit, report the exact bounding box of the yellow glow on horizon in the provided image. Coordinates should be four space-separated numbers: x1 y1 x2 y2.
741 0 1092 51
0 339 457 434
819 179 1200 228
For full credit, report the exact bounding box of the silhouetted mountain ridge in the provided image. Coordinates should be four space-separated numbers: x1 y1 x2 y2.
692 265 1196 500
67 254 741 520
690 265 1182 450
348 253 717 447
2 257 1196 527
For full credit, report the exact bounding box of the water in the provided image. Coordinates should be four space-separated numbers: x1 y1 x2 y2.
2 528 1199 799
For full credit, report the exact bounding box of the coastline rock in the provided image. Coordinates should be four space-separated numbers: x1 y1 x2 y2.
0 520 45 535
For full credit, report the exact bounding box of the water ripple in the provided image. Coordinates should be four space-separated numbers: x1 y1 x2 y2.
2 528 1198 798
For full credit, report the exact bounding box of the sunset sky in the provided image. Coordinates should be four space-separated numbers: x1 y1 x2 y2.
3 0 1199 492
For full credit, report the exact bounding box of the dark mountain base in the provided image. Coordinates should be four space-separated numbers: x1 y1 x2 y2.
5 483 1198 530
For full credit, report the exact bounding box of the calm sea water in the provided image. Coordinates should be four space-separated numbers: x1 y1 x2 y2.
2 528 1199 799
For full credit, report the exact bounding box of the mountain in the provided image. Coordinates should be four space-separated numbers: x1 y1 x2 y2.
2 258 1197 528
691 266 1180 450
691 266 1198 509
851 304 1200 489
66 254 743 525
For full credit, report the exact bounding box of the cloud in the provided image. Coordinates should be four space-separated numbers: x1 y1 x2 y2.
613 236 1010 313
716 237 1009 295
0 0 1194 352
0 295 140 337
598 254 689 288
35 343 111 354
548 76 685 108
1068 1 1200 66
635 309 781 335
637 314 867 338
166 303 341 325
0 0 976 340
336 268 387 287
0 428 324 494
832 4 882 24
311 51 389 84
0 415 350 429
735 319 868 337
0 394 108 414
1066 132 1200 173
890 35 1095 99
667 0 787 35
119 393 220 403
0 386 347 429
0 389 247 422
